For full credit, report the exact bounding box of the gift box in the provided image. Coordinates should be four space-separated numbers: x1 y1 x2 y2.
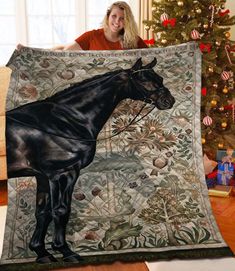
205 177 217 188
217 162 234 186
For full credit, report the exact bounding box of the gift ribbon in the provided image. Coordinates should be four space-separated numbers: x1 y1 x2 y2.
162 18 176 27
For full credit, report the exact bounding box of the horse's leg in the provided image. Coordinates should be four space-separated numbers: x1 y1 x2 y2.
29 175 58 263
50 167 83 262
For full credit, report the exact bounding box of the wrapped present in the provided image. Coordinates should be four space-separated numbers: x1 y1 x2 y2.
205 177 217 188
217 162 234 185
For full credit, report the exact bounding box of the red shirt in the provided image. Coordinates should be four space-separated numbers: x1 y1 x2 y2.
75 28 147 50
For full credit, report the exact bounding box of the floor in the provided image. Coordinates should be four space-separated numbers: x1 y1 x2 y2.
0 184 235 271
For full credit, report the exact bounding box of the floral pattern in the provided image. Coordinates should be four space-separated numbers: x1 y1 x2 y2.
0 43 230 265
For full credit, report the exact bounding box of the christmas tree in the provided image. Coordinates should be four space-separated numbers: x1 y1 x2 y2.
144 0 235 159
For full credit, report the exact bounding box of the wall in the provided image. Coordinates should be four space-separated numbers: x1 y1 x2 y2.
226 0 235 39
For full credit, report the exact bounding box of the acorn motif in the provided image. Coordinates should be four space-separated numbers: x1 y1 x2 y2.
153 157 168 169
57 69 75 80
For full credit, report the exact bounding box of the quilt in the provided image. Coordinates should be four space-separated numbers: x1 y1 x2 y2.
0 42 233 270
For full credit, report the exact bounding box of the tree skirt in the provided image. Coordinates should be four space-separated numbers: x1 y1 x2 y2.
0 42 233 270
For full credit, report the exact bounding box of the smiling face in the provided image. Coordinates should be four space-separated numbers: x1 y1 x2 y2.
107 6 125 34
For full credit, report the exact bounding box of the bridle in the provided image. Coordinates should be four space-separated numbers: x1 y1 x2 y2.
8 68 157 142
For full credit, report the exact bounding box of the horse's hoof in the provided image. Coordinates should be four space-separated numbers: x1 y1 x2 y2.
36 254 58 264
63 254 84 263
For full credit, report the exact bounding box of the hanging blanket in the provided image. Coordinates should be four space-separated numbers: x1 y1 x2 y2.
0 42 233 270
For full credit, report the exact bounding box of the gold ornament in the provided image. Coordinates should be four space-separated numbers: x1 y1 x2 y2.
221 122 228 128
213 83 218 88
225 32 231 39
215 40 221 46
222 86 229 94
196 8 202 14
201 138 206 144
211 99 217 106
177 1 184 7
208 66 214 73
219 106 225 111
218 142 224 149
161 39 167 44
203 23 209 29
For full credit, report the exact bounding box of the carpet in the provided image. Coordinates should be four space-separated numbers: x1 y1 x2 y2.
0 42 233 270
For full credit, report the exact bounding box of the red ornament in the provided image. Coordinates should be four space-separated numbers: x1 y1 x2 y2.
203 116 213 126
201 87 207 96
221 70 230 80
191 29 200 40
160 12 169 22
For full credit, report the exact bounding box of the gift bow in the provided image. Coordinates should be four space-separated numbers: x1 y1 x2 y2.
199 43 212 53
162 18 176 27
219 9 230 16
144 38 155 45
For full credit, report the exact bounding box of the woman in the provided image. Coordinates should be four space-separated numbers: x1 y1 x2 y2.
53 1 147 51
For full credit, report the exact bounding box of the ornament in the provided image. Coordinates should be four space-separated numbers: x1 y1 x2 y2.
208 66 214 73
211 99 217 107
222 86 229 94
160 12 169 22
196 8 202 14
225 45 235 65
225 32 231 39
220 4 226 9
219 106 225 111
161 39 167 44
145 25 150 31
201 87 207 96
209 5 215 27
203 116 213 126
215 40 221 46
218 142 224 149
221 70 230 81
213 83 218 88
190 29 200 40
177 1 184 7
221 122 228 128
203 23 209 29
193 0 198 4
201 138 206 144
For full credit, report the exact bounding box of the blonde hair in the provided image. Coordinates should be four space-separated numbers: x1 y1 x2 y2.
102 1 139 49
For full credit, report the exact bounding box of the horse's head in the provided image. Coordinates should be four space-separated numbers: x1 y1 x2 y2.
128 58 175 110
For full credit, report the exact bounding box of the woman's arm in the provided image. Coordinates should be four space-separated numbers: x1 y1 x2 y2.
52 41 82 51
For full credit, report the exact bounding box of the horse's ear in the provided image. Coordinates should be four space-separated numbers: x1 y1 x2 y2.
143 57 157 69
131 58 143 71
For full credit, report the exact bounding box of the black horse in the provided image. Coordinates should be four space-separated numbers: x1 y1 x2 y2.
6 58 175 263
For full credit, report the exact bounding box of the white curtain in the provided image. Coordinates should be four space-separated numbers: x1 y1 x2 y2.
138 0 153 40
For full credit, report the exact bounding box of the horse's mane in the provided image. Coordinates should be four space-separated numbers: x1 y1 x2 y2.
48 67 126 101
